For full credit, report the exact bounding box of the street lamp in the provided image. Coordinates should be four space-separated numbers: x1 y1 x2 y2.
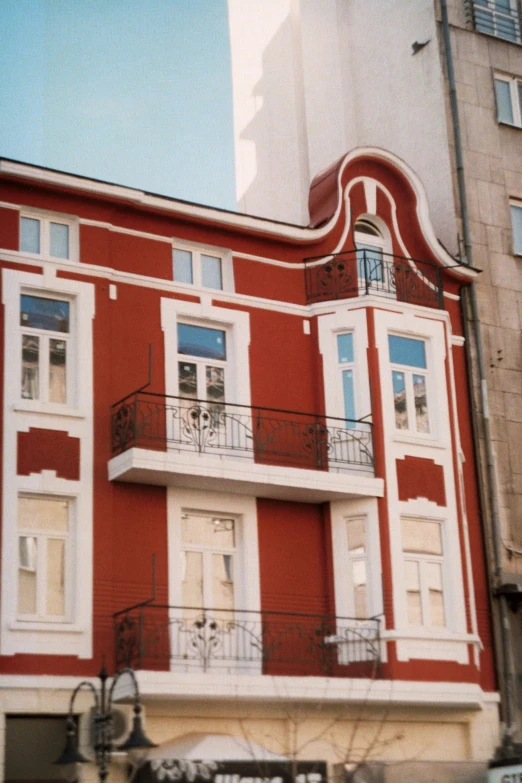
54 665 156 781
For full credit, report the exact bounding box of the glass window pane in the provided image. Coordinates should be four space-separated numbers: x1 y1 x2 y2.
206 366 225 404
20 217 40 254
346 518 366 553
49 339 66 404
181 551 203 613
388 335 427 368
404 559 420 590
201 255 223 289
18 536 37 614
342 369 356 423
22 335 39 400
352 561 367 619
495 79 514 123
46 538 65 616
173 249 193 284
20 295 70 333
406 589 423 625
177 323 226 360
402 519 442 555
337 333 354 364
181 514 235 548
392 370 408 429
18 497 69 533
356 243 383 282
50 223 69 259
178 362 197 399
413 373 429 433
212 553 234 611
511 205 522 254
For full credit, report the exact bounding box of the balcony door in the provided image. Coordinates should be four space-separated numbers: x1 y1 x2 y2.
354 219 387 295
170 509 262 674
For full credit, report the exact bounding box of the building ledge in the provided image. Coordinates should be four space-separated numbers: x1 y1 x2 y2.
108 447 383 502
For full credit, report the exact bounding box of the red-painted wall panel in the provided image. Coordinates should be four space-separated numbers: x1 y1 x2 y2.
396 456 446 506
0 207 18 250
17 429 80 480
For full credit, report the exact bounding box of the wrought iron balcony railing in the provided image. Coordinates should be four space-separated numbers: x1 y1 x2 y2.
111 392 374 473
304 249 444 308
114 605 381 677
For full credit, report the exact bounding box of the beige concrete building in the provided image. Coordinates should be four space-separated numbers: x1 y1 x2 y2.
228 0 522 754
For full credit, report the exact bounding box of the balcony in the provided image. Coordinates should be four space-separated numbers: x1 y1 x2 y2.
305 249 444 308
109 394 383 502
114 604 381 678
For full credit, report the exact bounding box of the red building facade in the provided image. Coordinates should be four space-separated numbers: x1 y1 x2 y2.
0 149 499 781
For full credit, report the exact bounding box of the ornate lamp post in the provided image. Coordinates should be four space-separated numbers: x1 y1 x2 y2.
54 665 156 781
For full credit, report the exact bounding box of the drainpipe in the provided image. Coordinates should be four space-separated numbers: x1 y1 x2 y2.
440 0 515 747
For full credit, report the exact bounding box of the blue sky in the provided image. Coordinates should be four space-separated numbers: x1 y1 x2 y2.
0 0 236 210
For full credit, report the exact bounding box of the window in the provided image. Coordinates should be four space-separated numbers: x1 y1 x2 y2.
510 201 522 255
181 512 236 619
346 517 368 619
472 0 521 43
389 334 430 434
20 213 75 260
20 294 70 404
173 246 224 290
402 518 445 628
177 322 227 415
354 219 385 286
337 332 356 426
17 496 72 622
494 73 522 126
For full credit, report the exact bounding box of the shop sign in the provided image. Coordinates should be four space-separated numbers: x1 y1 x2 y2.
489 762 522 783
138 759 328 783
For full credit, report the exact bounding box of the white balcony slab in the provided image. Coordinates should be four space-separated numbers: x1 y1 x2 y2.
112 670 497 710
108 447 383 502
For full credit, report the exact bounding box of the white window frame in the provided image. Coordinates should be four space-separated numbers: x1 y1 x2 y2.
1 269 94 658
17 494 75 623
389 332 432 437
162 298 251 410
176 321 229 405
20 292 73 407
172 240 234 292
473 0 521 44
494 72 522 127
401 516 447 631
510 200 522 256
19 209 79 262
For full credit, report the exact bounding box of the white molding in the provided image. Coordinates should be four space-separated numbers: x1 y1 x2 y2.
452 335 466 346
0 155 478 278
1 269 94 658
79 217 173 243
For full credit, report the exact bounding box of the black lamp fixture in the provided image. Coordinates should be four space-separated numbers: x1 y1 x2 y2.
54 665 156 781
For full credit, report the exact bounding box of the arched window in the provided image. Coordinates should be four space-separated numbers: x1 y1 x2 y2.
354 217 387 288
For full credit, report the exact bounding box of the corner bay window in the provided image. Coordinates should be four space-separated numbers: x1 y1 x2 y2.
389 334 429 434
402 518 445 628
173 247 223 290
20 215 71 260
21 294 70 404
18 496 71 621
346 517 368 619
177 323 227 417
337 332 356 425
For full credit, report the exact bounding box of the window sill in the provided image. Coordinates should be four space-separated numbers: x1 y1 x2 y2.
9 619 83 633
498 120 522 130
391 432 446 449
12 401 87 419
